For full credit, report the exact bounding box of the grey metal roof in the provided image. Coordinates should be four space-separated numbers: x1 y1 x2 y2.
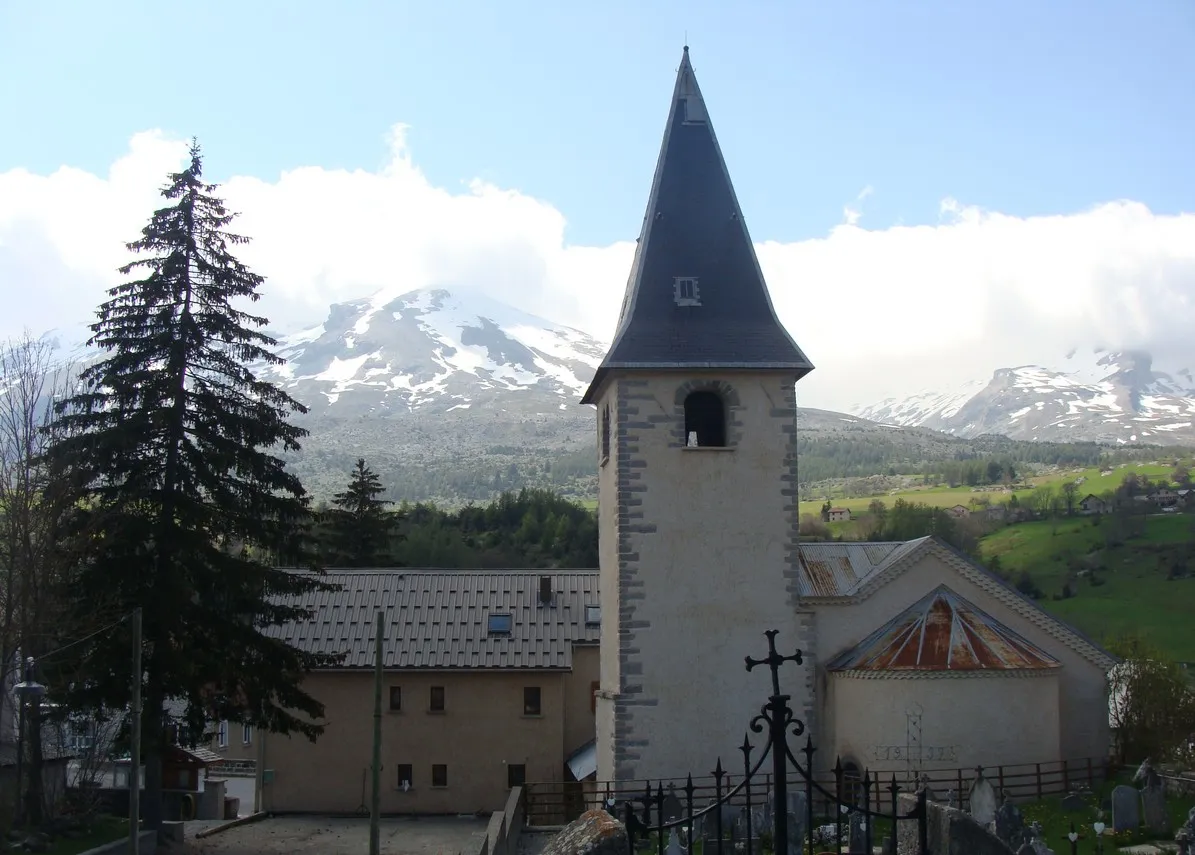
794 540 924 598
581 47 813 404
267 569 600 670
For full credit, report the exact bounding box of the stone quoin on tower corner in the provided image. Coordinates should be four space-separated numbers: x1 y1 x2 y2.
584 46 817 783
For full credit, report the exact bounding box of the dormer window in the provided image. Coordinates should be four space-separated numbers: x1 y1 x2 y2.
585 605 601 626
684 391 726 447
673 277 701 307
487 614 513 635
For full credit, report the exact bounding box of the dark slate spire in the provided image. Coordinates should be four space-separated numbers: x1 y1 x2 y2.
581 46 814 405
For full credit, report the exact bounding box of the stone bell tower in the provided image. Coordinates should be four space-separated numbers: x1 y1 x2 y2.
581 47 815 783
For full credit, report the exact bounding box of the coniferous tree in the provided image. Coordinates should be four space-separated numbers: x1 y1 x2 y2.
45 141 341 828
323 458 400 566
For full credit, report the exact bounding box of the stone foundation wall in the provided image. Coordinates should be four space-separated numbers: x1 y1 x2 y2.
896 793 1014 855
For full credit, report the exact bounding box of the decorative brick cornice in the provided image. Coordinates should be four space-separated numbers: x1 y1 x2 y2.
831 667 1060 681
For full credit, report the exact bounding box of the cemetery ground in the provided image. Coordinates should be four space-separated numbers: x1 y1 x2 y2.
980 514 1195 660
178 814 488 855
1019 775 1195 851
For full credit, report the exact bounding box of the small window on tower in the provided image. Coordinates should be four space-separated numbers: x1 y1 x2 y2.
673 276 701 307
600 406 611 463
684 391 726 448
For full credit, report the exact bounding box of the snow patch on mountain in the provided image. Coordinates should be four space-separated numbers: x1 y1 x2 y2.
254 287 608 417
854 349 1195 446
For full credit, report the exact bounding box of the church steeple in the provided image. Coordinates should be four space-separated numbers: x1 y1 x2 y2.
581 46 814 405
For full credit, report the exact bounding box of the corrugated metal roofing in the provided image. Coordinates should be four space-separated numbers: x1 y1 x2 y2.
267 569 600 671
794 540 921 597
826 585 1061 672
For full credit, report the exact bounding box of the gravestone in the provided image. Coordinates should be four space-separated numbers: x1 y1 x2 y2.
1134 758 1162 789
699 801 741 840
1024 822 1054 855
968 769 999 827
917 773 938 803
847 810 868 855
1141 776 1170 837
1059 792 1086 812
662 787 684 824
665 831 684 855
995 794 1026 850
1111 784 1140 832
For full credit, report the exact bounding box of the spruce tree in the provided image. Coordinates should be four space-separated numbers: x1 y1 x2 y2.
45 141 340 828
324 458 400 566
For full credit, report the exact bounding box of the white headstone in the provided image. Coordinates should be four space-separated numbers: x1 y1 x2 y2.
968 771 998 827
1111 784 1140 832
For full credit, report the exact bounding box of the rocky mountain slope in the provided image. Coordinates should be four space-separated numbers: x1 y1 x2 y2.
855 350 1195 446
24 290 1179 504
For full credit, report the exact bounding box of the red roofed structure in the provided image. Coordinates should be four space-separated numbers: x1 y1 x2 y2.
827 585 1062 672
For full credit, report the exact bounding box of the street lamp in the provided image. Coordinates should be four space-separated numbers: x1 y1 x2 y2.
14 656 46 826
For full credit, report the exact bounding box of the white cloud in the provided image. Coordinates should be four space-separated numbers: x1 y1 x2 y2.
2 128 1194 413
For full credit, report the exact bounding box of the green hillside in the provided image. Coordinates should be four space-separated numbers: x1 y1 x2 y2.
980 515 1195 660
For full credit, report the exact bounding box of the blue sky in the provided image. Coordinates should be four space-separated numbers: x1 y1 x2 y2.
3 0 1192 245
2 1 1194 410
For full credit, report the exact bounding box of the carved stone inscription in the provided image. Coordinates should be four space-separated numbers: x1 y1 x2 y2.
868 745 959 763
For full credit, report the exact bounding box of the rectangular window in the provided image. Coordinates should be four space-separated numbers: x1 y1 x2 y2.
389 686 402 711
508 763 526 788
397 764 413 789
584 604 601 626
487 613 513 635
430 686 445 712
524 686 541 716
242 723 253 745
217 721 228 748
432 764 448 788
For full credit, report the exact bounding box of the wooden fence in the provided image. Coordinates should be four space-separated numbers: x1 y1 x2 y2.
523 757 1111 826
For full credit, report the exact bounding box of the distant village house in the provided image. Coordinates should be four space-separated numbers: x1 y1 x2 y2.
827 507 852 522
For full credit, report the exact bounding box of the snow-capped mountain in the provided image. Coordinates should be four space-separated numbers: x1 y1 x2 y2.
855 350 1195 445
256 288 608 417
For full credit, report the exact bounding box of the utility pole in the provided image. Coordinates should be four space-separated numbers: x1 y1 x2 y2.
369 609 384 855
130 608 143 855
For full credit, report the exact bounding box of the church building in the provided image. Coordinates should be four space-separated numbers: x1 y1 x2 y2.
582 47 1114 785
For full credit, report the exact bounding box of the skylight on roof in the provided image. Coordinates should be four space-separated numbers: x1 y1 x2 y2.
487 614 513 635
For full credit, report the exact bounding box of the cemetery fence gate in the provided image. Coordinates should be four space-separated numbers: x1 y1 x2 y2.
615 630 931 855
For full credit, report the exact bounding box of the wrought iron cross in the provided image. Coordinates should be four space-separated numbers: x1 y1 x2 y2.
745 629 803 697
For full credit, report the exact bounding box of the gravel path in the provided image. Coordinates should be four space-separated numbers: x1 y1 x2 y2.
178 815 488 855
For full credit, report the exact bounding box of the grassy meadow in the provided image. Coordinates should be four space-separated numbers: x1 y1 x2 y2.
980 514 1195 660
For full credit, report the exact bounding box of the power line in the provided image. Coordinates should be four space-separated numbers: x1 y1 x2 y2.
34 613 131 666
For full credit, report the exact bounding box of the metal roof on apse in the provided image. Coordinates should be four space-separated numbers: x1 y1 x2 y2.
794 540 925 598
266 569 600 671
826 585 1061 672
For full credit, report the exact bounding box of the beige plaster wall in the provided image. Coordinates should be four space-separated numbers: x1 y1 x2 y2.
563 644 599 755
827 672 1061 775
811 549 1110 768
265 670 570 813
598 371 807 783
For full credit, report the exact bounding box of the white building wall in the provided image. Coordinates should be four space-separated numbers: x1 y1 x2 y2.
596 372 807 783
827 672 1061 776
812 549 1111 767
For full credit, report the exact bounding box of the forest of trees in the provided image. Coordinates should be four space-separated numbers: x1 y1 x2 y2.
313 478 598 569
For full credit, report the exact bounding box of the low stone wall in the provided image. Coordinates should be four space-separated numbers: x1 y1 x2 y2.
896 793 1014 855
468 786 525 855
1164 773 1195 798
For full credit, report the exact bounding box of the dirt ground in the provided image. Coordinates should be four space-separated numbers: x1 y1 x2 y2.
178 815 489 855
